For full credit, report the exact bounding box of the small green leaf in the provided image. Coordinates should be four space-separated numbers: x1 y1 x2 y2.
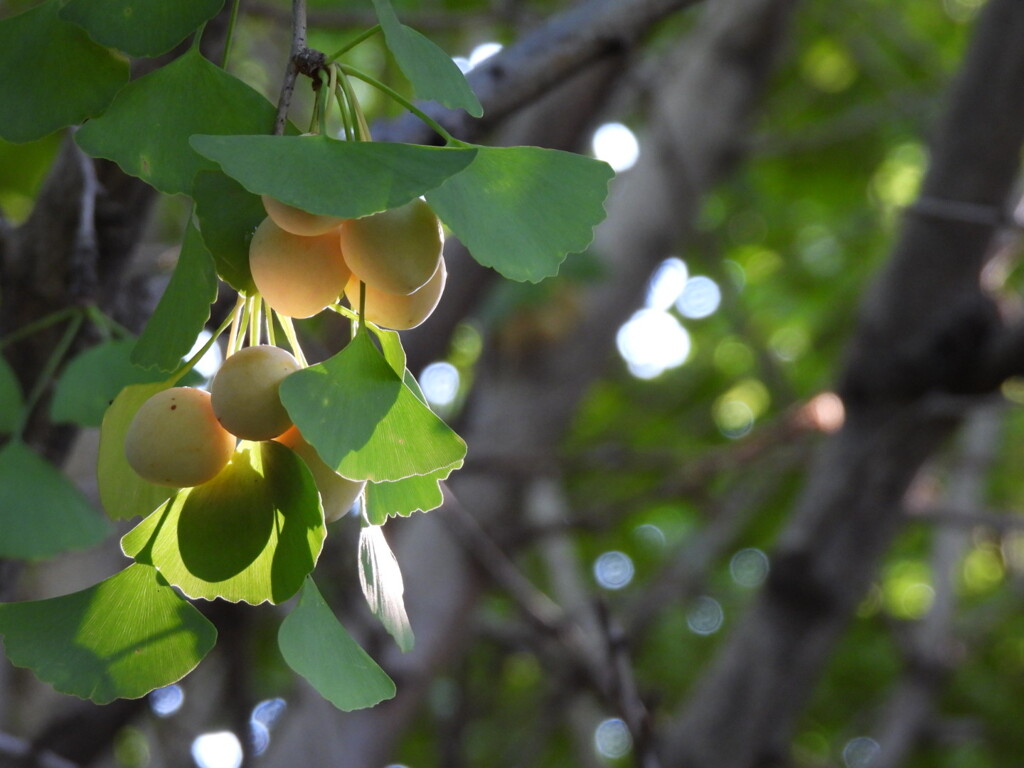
364 464 456 525
60 0 225 58
372 326 406 376
0 0 128 143
278 578 396 711
98 380 178 521
76 48 279 194
192 171 261 294
359 524 413 652
51 339 166 427
132 220 218 372
0 441 111 559
371 0 482 117
279 332 467 482
190 134 476 219
0 356 23 434
122 442 324 605
426 146 614 282
0 564 216 704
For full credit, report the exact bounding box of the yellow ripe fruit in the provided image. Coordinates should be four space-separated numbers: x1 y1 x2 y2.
275 426 365 522
250 216 351 318
124 387 236 487
262 195 345 237
211 345 300 440
338 198 443 295
347 256 447 330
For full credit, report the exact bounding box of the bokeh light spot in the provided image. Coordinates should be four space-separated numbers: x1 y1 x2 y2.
420 362 461 408
962 544 1004 594
676 276 721 319
594 718 633 759
592 122 640 172
616 309 691 379
149 684 184 717
871 142 926 209
594 551 635 590
687 596 724 635
842 736 881 768
645 258 688 311
801 38 858 92
730 548 770 588
468 42 502 69
191 732 242 768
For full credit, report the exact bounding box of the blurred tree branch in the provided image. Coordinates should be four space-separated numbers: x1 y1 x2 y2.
663 0 1024 763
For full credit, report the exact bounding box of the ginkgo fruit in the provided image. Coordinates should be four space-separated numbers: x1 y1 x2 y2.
211 345 300 440
347 257 447 330
124 387 236 487
275 425 365 522
250 217 351 318
262 195 345 237
338 198 443 295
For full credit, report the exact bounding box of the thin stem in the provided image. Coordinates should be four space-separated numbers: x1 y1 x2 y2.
276 314 308 367
249 295 263 346
191 22 206 51
336 67 372 141
84 304 133 340
221 0 242 68
334 78 356 141
317 66 336 137
225 293 247 356
326 25 381 62
264 298 277 347
274 0 309 135
0 307 78 350
14 313 84 439
178 310 236 379
326 303 358 323
340 63 461 145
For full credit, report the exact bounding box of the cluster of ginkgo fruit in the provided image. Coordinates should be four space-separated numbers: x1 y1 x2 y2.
122 194 448 520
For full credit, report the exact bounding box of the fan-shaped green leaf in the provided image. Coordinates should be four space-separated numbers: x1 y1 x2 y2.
0 564 216 704
278 578 396 711
51 339 167 427
122 442 324 605
190 134 475 219
192 171 261 294
364 464 456 525
60 0 225 58
0 441 111 559
0 357 23 434
371 0 482 117
426 146 614 282
132 220 218 372
0 0 128 143
76 48 279 194
279 331 466 482
359 525 413 652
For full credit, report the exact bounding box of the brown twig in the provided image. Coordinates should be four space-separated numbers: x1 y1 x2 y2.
273 0 308 135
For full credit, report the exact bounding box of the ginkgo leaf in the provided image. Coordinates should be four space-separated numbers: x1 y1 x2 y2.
0 564 216 704
359 525 414 652
371 0 482 117
278 578 396 711
60 0 225 57
0 0 128 143
76 48 279 194
427 145 614 282
122 441 324 605
279 331 466 482
0 441 111 559
190 133 475 219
